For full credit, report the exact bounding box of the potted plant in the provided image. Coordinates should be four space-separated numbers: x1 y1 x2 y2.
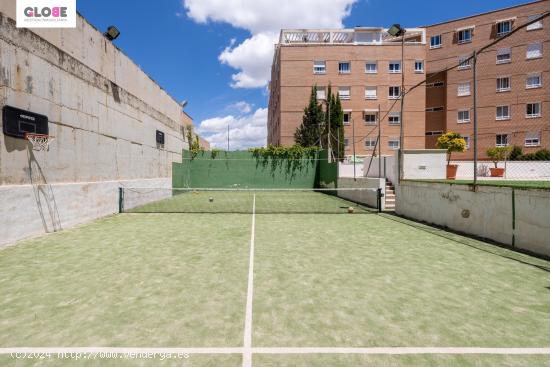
436 132 466 180
486 146 511 177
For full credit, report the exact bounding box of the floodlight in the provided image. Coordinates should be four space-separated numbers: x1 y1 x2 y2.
387 24 405 37
104 26 120 41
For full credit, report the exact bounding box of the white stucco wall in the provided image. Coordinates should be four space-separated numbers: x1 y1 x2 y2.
396 181 550 257
402 149 447 180
451 161 550 179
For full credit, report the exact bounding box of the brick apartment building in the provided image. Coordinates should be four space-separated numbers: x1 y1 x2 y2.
267 0 549 159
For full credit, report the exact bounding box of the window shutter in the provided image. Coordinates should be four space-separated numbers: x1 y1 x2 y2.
452 32 458 44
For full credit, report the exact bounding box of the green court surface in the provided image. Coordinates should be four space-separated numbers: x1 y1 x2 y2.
1 191 549 366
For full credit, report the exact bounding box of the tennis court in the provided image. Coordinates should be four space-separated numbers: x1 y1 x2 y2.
1 190 549 366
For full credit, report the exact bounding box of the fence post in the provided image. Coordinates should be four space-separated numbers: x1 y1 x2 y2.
118 187 124 213
377 187 383 213
472 50 478 187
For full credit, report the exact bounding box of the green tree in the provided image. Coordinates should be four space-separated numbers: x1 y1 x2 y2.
295 86 324 147
322 84 345 161
436 132 466 165
486 146 511 168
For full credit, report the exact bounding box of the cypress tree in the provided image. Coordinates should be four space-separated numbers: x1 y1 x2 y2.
295 86 324 147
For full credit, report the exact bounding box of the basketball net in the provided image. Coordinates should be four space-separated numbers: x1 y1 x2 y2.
25 133 54 151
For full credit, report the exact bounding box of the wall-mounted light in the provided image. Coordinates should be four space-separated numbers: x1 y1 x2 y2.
104 26 120 41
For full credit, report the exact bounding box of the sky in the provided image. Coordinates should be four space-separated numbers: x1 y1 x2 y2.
77 0 532 149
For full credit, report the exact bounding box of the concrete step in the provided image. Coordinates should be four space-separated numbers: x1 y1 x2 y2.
386 189 394 195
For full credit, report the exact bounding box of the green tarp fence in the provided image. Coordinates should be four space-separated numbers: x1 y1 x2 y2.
172 149 337 189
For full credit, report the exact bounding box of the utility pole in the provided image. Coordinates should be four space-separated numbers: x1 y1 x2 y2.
327 99 332 163
352 118 356 181
227 124 230 151
473 50 478 186
378 104 382 178
398 31 405 183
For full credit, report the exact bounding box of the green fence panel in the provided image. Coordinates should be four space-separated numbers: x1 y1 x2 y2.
174 150 322 189
316 150 338 188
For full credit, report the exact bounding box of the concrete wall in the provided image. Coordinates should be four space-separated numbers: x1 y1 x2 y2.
338 162 364 178
365 155 397 184
396 180 550 257
0 9 191 245
337 177 384 210
0 178 170 247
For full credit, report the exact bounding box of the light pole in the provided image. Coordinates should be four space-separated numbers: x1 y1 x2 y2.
321 98 332 163
387 24 406 182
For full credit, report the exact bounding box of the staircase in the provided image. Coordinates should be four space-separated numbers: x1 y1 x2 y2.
384 179 395 210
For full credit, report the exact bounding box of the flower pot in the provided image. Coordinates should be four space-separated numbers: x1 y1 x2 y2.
490 167 505 177
446 164 458 180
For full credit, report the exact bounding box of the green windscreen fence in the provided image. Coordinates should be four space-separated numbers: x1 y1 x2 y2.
172 150 337 189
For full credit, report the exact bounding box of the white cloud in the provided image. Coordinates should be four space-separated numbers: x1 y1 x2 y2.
228 101 253 114
183 0 357 88
197 108 268 149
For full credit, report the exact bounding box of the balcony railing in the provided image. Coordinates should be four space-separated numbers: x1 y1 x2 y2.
279 28 426 45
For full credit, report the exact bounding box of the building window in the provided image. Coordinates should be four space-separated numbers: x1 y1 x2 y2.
388 139 400 150
414 60 424 73
496 20 512 36
496 48 511 64
526 42 542 59
496 105 510 120
313 60 326 74
496 77 511 92
363 111 378 125
458 55 472 69
316 87 326 100
457 82 471 96
338 86 350 100
343 111 351 125
426 106 444 112
496 134 509 147
339 61 351 73
388 112 401 125
365 61 377 73
457 109 470 123
525 132 540 147
426 81 445 88
389 86 401 99
344 138 350 147
389 61 401 73
457 28 473 43
430 34 442 49
463 136 470 149
365 138 376 149
526 14 543 31
365 86 377 99
526 102 541 118
526 73 542 89
425 131 443 136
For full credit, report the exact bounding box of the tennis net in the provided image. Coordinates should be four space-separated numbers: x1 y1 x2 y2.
119 188 380 214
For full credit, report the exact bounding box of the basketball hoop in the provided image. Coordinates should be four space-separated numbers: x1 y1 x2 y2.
25 133 54 151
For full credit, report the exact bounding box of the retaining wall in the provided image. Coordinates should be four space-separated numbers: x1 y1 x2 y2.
396 180 550 257
0 178 170 247
337 177 384 209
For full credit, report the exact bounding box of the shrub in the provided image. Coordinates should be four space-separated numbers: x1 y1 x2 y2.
436 132 466 165
486 146 511 168
508 145 523 161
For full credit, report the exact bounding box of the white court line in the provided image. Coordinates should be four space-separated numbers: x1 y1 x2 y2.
242 194 256 367
1 347 549 355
